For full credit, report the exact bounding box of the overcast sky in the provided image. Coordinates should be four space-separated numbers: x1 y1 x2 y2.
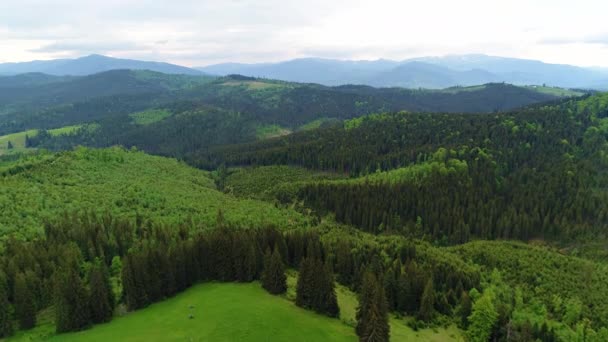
1 0 608 67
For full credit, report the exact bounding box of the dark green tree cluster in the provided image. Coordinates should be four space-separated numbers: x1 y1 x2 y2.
295 244 339 318
356 271 389 342
261 246 287 295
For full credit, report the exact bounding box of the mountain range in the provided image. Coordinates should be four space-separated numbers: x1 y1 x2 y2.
199 55 608 89
0 54 203 76
2 54 608 89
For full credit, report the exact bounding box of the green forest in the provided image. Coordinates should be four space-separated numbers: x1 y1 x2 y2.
0 68 607 342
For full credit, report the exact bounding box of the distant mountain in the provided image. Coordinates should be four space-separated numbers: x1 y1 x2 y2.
200 58 399 85
0 54 204 76
199 54 608 89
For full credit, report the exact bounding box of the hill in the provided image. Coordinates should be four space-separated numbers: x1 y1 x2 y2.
11 77 568 156
0 54 203 76
0 147 307 240
10 283 357 342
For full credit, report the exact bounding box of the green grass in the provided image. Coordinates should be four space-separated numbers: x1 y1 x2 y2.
297 118 340 131
254 124 291 140
524 85 585 97
334 279 463 341
0 147 309 239
129 109 172 125
0 125 84 155
10 283 357 342
221 80 285 90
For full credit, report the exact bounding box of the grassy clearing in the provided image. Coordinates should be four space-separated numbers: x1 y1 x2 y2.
129 109 172 125
9 283 357 342
297 117 341 131
524 85 585 97
254 124 292 140
288 270 463 341
0 125 82 155
221 80 285 90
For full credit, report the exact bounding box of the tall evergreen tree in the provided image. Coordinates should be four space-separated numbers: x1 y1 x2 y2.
89 260 115 324
0 272 13 338
356 271 390 342
14 272 36 330
55 256 90 333
418 277 435 322
262 246 287 295
459 290 472 328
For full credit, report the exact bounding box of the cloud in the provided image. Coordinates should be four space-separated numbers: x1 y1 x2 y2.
29 41 144 54
539 33 608 46
2 0 608 67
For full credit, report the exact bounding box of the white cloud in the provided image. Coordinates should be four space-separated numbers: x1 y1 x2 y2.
1 0 608 66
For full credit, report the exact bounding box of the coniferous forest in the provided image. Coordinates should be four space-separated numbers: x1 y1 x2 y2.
0 66 608 342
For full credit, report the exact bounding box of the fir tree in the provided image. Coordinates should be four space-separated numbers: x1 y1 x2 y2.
55 256 90 333
459 290 472 328
14 272 36 330
418 277 435 322
89 260 115 324
356 271 389 342
262 246 287 295
0 272 13 338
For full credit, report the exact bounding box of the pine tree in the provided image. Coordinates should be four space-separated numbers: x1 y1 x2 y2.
0 272 13 338
55 257 90 333
418 277 435 322
121 254 149 310
14 272 36 330
89 261 115 324
296 257 313 308
459 290 472 328
319 262 340 318
356 271 389 342
262 246 287 295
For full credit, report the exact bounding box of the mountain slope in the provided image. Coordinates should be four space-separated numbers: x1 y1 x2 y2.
0 147 307 239
0 54 203 76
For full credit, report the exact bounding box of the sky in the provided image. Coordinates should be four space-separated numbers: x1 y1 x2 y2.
1 0 608 67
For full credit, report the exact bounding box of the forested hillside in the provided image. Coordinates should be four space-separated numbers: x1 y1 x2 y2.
0 70 607 342
0 71 567 139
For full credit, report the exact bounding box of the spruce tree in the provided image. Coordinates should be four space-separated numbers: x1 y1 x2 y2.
295 257 313 308
418 277 435 322
14 272 36 330
0 272 13 338
356 271 389 342
89 261 115 324
262 246 287 295
55 258 90 333
459 290 472 328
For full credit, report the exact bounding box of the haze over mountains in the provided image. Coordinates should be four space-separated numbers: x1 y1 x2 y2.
200 55 608 89
2 54 608 89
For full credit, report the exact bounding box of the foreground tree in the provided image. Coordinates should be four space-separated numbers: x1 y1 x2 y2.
0 272 13 338
467 291 498 342
262 246 287 295
55 253 90 333
418 277 435 322
356 271 389 342
14 272 36 330
296 255 339 317
89 260 115 324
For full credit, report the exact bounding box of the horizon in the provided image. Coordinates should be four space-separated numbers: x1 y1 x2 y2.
3 52 608 70
2 0 608 67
